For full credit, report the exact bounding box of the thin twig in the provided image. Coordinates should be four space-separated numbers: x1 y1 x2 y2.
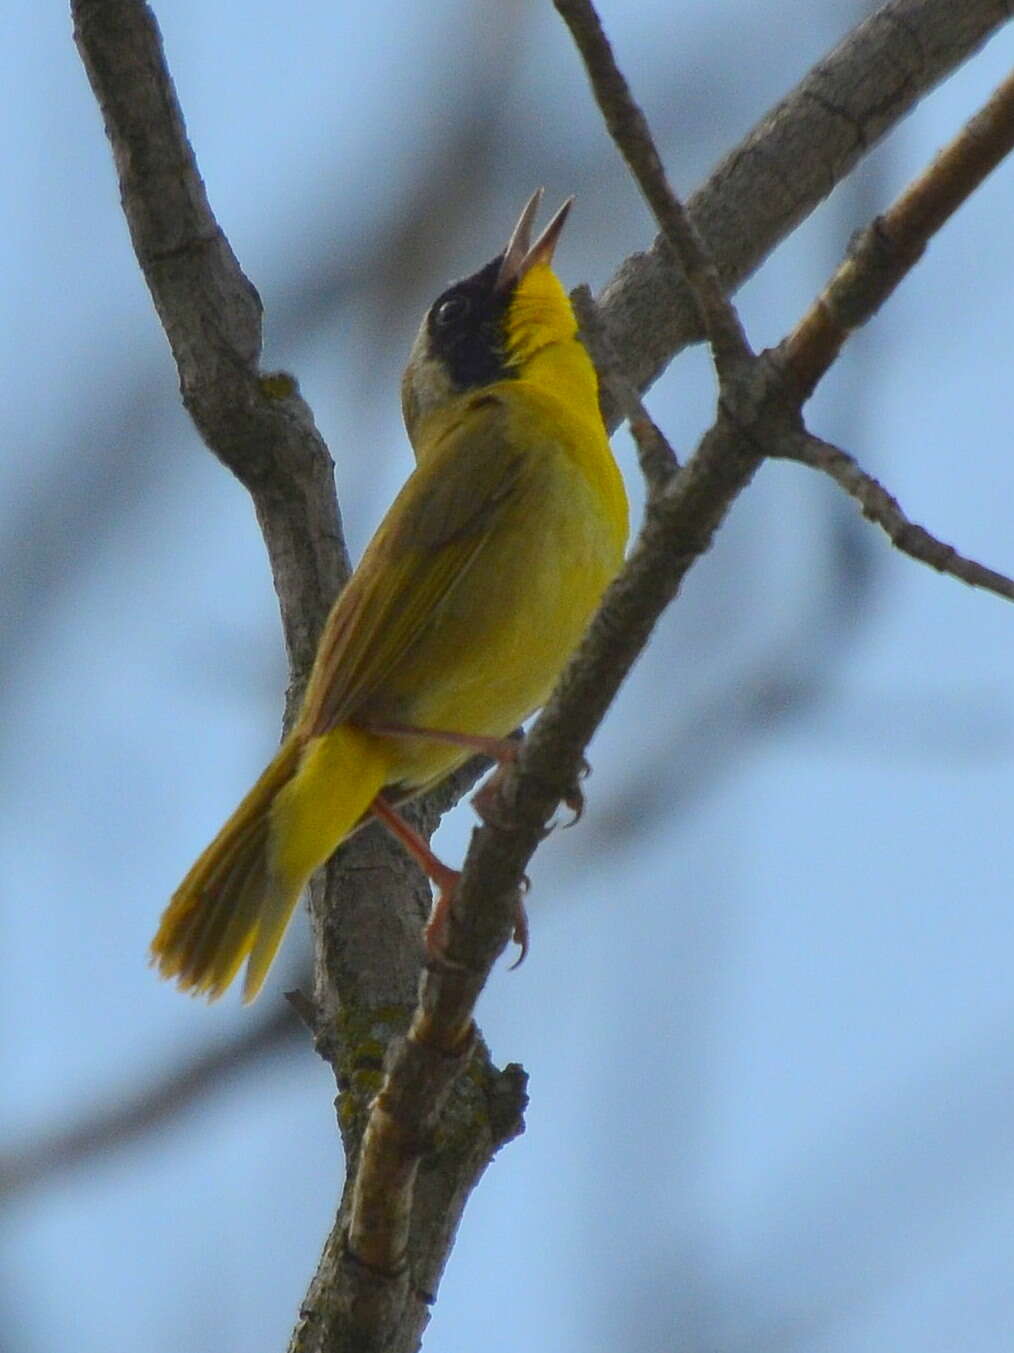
781 65 1014 400
770 71 1014 603
784 433 1014 601
554 0 753 382
571 285 680 491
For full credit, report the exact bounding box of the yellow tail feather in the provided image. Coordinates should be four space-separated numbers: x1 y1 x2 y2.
152 727 392 1002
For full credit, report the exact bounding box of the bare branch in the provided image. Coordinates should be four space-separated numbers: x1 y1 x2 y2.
769 72 1014 602
781 65 1014 400
554 0 753 381
785 433 1014 600
593 0 1012 424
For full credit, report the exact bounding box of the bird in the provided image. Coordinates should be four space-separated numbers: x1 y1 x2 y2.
151 189 629 1003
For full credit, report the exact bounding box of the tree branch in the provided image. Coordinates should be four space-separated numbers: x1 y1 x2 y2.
786 433 1014 600
780 63 1014 399
72 0 348 685
593 0 1011 425
338 12 1014 1333
768 68 1014 600
554 0 753 381
571 285 681 490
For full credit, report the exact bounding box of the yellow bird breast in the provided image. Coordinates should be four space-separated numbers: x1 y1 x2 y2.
377 378 627 793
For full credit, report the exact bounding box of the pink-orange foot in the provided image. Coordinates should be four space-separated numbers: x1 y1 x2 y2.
369 794 462 963
421 874 463 966
423 875 529 969
470 759 519 830
473 751 590 831
364 722 534 968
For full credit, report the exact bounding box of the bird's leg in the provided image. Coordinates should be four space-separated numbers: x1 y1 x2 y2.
359 721 586 820
368 790 529 967
368 794 461 963
471 750 590 829
362 727 556 966
361 716 525 836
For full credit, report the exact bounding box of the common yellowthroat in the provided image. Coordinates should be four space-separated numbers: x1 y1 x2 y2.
152 191 629 1002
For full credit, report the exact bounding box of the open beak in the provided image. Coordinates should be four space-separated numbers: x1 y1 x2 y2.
495 189 574 293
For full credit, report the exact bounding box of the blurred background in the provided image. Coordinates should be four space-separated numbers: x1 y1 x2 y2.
3 1 1013 1350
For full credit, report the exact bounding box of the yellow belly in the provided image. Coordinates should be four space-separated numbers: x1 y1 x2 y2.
372 384 626 792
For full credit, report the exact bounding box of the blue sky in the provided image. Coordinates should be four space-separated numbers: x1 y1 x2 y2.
3 3 1014 1350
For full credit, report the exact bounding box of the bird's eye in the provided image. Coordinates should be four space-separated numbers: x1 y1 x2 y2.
434 294 469 327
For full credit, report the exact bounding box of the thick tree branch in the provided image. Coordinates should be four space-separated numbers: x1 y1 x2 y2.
593 0 1011 426
71 12 527 1353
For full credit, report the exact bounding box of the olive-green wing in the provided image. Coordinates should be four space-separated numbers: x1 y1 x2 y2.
300 396 527 737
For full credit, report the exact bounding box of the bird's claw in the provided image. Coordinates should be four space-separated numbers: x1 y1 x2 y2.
561 757 590 827
423 879 467 971
508 891 530 969
471 764 517 830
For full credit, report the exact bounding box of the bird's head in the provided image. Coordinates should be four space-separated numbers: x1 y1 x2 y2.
401 189 577 444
